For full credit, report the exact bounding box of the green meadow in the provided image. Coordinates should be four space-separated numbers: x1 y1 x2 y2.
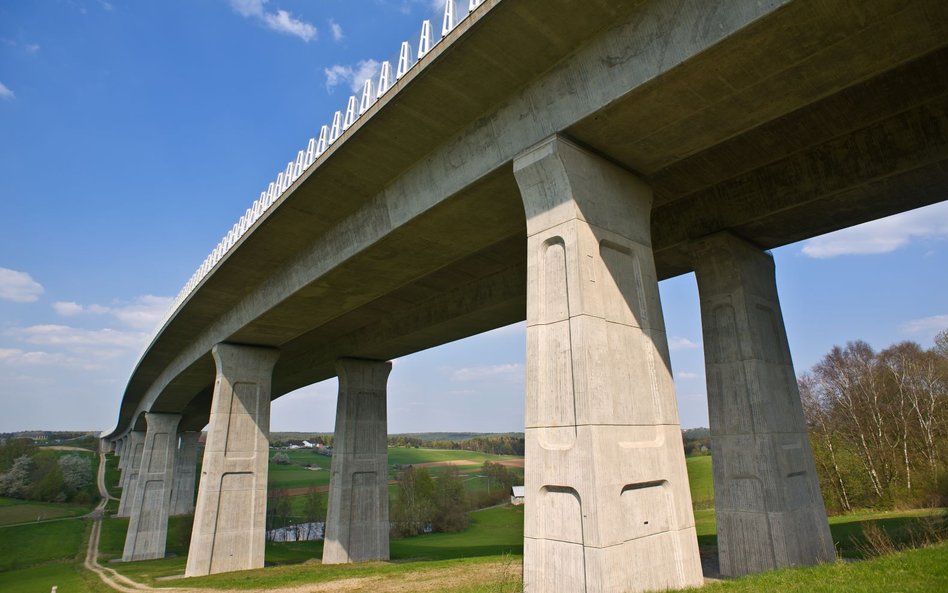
1 449 946 593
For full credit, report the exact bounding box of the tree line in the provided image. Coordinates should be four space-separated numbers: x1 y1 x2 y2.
0 439 96 504
388 435 525 456
391 460 516 537
800 330 947 513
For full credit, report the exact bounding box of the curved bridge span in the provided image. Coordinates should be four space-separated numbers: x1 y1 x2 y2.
104 0 948 589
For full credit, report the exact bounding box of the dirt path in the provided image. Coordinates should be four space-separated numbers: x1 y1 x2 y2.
45 445 96 452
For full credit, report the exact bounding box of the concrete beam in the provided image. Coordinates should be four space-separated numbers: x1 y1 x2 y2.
514 136 702 593
323 358 392 564
691 232 834 576
185 344 279 577
123 413 181 561
117 431 145 517
170 431 200 516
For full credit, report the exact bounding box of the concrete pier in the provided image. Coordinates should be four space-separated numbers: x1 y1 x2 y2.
117 435 129 474
170 431 200 516
692 232 834 576
323 358 392 564
123 412 182 561
185 344 279 577
117 431 145 517
514 136 703 593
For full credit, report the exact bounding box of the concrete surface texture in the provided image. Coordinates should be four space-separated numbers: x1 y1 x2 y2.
122 412 182 561
691 232 835 576
170 431 200 516
323 358 392 564
514 136 703 593
116 431 144 517
106 1 948 441
185 344 279 577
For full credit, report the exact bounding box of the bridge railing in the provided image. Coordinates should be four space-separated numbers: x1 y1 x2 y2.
145 1 490 355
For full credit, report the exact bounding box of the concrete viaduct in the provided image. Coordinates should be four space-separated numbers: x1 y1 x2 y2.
102 0 948 591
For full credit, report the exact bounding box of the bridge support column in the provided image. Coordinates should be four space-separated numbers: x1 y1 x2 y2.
117 431 145 517
117 435 129 475
323 358 392 564
123 412 182 561
691 232 834 576
513 136 703 593
115 436 125 462
186 344 279 577
170 431 200 516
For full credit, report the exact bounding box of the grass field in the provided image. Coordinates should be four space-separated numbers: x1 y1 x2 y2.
0 519 89 572
686 455 714 509
0 497 92 526
3 446 946 593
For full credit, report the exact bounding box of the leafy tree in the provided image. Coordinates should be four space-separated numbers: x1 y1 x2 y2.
271 452 290 465
432 467 469 532
302 490 326 523
802 337 947 511
391 466 434 536
0 455 34 498
267 489 292 531
59 454 92 493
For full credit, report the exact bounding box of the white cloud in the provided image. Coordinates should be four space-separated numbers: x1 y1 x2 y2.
324 59 380 93
0 267 43 302
15 324 147 349
0 82 15 100
0 347 119 371
801 202 948 259
229 0 316 42
677 371 700 380
264 10 316 41
25 43 40 54
52 295 172 331
452 363 523 382
329 19 344 41
901 314 948 336
230 0 266 17
668 336 700 351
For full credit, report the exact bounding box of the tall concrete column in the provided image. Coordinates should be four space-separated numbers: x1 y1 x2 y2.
323 358 391 564
185 344 279 577
117 431 145 517
118 435 129 474
123 412 182 561
513 136 703 593
691 232 834 576
115 437 125 462
170 431 200 516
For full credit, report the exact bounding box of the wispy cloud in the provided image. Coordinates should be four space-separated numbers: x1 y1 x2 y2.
52 295 172 331
0 82 15 100
669 336 700 351
801 202 948 259
14 324 147 350
0 268 43 302
324 59 380 93
452 363 523 382
677 371 701 380
229 0 316 42
0 347 118 371
329 19 344 42
901 314 948 336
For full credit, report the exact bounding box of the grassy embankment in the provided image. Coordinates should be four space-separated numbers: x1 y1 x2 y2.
3 449 947 593
0 449 103 593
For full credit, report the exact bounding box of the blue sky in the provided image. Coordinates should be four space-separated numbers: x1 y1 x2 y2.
1 1 946 434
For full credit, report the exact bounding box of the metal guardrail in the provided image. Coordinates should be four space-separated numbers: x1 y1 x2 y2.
150 1 489 345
